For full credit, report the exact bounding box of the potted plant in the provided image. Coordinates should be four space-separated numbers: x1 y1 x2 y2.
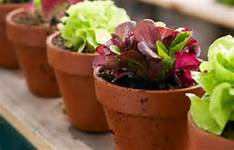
217 0 234 5
47 0 130 132
187 35 234 150
5 0 73 97
0 0 28 69
93 19 204 150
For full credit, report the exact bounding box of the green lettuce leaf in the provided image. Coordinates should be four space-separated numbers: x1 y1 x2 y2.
189 83 234 135
188 94 221 134
59 1 130 53
189 35 234 136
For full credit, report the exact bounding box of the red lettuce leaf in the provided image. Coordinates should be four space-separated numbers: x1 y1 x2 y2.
137 41 160 59
134 19 179 49
175 52 201 70
174 52 201 87
115 21 136 40
94 19 201 89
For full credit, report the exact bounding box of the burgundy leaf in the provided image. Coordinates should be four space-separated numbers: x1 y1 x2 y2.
174 52 201 87
175 69 195 87
134 19 159 49
160 27 179 47
175 52 201 70
42 0 65 12
119 50 148 78
137 41 160 59
106 38 122 48
183 38 201 56
25 2 35 12
96 45 111 55
147 58 163 81
93 55 119 70
115 21 136 40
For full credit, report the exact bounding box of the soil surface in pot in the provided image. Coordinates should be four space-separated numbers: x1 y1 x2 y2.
98 70 192 90
13 11 46 26
52 35 67 50
222 122 234 140
52 34 97 53
13 11 59 28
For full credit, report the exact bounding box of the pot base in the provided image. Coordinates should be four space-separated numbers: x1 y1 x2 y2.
15 46 60 98
105 108 189 150
55 71 109 132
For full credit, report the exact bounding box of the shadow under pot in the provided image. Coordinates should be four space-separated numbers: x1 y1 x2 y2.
94 68 204 150
6 9 60 98
188 114 234 150
0 4 25 69
47 32 108 132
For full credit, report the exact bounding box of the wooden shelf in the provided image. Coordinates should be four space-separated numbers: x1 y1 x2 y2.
138 0 234 29
0 69 114 150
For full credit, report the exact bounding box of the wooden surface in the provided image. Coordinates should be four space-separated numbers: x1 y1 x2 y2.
138 0 234 29
0 69 114 150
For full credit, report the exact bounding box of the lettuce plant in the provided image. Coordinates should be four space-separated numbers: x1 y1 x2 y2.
25 0 79 25
58 0 130 53
0 0 29 3
94 19 201 90
188 35 234 136
217 0 234 5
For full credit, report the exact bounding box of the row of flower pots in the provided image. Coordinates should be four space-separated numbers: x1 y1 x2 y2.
1 0 234 150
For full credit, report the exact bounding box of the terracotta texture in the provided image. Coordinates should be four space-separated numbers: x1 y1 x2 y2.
0 4 25 69
6 9 60 97
94 70 204 150
47 32 108 132
188 114 234 150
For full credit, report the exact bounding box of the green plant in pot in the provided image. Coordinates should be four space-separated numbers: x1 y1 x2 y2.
217 0 234 5
47 0 130 132
93 19 204 150
0 0 29 69
5 0 75 97
187 35 234 150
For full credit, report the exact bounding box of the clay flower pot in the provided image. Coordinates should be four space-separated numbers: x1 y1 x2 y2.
47 32 108 132
94 69 204 150
0 4 25 69
188 114 234 150
6 9 60 97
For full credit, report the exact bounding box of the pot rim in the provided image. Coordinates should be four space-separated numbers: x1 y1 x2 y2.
188 112 234 143
47 31 98 57
6 8 48 30
94 67 201 94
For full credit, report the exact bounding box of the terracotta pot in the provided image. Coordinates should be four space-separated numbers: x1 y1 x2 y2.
94 69 204 150
0 4 25 69
188 114 234 150
47 32 108 132
6 9 60 97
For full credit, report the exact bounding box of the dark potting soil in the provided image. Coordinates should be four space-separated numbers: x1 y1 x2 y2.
222 121 234 140
13 11 47 26
52 35 93 53
52 35 68 50
98 70 179 91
